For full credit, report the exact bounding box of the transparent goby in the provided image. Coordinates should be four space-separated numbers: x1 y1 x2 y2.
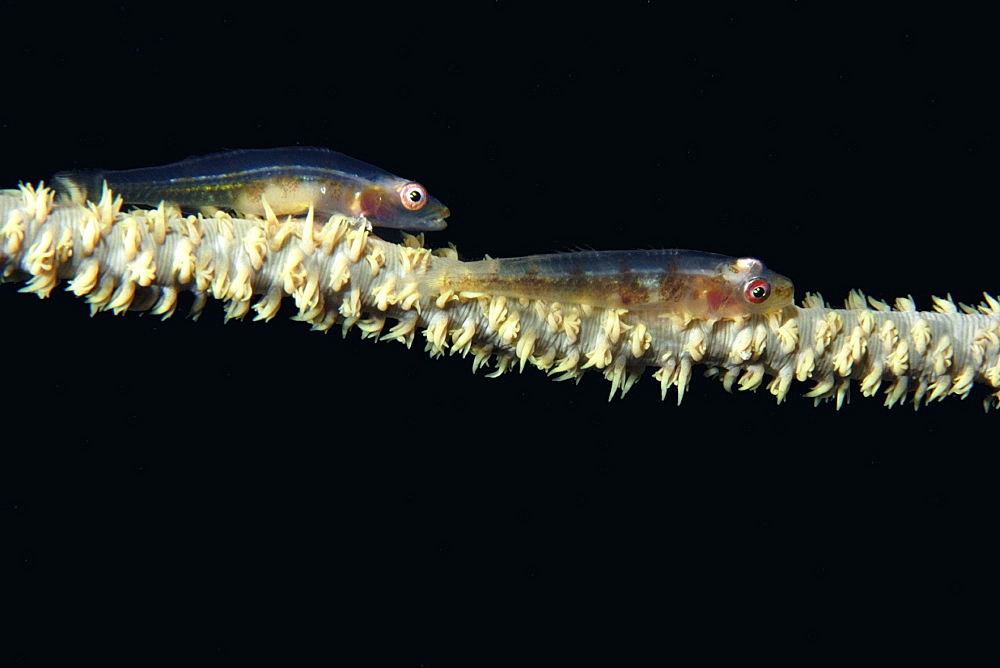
53 146 450 231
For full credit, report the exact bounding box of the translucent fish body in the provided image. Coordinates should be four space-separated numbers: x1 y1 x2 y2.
425 249 794 318
53 146 450 231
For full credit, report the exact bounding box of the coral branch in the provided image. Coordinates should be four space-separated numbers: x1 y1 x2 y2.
3 185 999 409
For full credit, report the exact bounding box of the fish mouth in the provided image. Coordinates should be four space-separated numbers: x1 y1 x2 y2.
773 281 795 302
424 206 450 230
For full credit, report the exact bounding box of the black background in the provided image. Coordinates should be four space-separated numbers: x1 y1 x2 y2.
2 2 995 663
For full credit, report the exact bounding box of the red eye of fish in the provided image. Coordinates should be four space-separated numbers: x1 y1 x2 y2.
399 183 428 211
744 278 771 304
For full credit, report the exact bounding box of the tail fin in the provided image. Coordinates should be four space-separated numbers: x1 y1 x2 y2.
52 170 105 204
417 257 500 299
